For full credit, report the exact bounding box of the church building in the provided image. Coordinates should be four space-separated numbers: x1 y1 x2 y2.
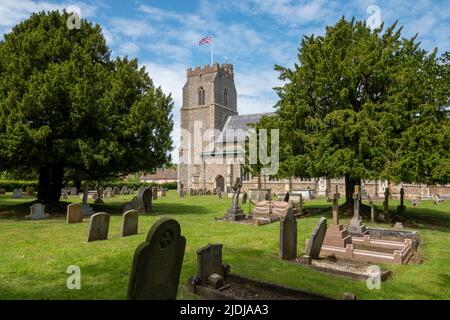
178 63 450 200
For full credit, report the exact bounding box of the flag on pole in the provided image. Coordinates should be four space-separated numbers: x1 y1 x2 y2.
198 36 214 65
199 35 212 45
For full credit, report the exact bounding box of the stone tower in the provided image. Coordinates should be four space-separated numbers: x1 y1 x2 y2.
178 63 237 188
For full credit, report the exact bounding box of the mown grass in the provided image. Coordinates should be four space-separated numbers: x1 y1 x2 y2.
0 191 449 300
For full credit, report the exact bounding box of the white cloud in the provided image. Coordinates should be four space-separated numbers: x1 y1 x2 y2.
0 0 97 27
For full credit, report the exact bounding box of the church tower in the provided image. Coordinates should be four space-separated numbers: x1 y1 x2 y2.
178 63 237 188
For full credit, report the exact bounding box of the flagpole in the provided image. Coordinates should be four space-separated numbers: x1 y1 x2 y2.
211 39 214 65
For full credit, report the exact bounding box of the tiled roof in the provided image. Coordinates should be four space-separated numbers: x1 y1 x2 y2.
141 168 177 181
216 112 275 143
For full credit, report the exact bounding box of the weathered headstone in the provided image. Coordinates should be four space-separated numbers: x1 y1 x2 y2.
61 188 69 199
223 178 245 221
87 212 110 242
370 201 377 223
127 218 186 300
152 187 158 200
121 210 139 237
347 185 368 235
12 188 23 199
216 187 222 199
305 217 327 259
383 187 390 214
26 203 49 220
242 192 248 205
397 188 406 215
142 187 152 213
279 207 297 260
283 192 290 203
67 203 83 224
196 244 226 287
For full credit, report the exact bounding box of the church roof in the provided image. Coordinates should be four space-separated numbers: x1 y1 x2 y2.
216 112 275 143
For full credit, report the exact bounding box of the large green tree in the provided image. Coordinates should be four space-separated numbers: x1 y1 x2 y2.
268 17 449 207
0 11 173 203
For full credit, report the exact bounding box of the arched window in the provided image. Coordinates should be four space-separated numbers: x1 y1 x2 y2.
224 89 228 106
198 87 205 105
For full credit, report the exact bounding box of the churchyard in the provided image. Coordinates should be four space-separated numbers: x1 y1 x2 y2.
0 190 449 300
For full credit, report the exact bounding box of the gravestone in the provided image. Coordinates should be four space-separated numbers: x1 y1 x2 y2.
370 201 377 223
347 185 368 235
322 187 351 248
12 188 23 198
26 203 49 220
94 187 104 203
217 187 222 199
142 187 152 213
70 187 77 195
152 187 158 200
196 244 226 287
87 212 110 242
121 210 139 237
305 217 327 259
223 178 245 221
61 189 68 199
397 188 406 215
242 192 248 205
383 187 390 213
121 186 127 195
113 186 120 195
127 218 186 300
283 192 290 202
67 203 83 224
179 183 185 198
279 208 297 260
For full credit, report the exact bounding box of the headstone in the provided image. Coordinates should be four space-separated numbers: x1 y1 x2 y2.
393 222 404 230
383 187 390 214
397 188 406 215
142 187 152 213
242 192 248 205
216 187 222 199
12 188 23 198
94 187 104 203
26 203 49 220
305 217 327 259
121 210 139 237
283 192 289 203
87 212 110 242
61 189 68 199
370 201 377 223
127 218 186 300
196 244 226 286
121 186 127 195
113 186 120 195
152 187 158 200
67 203 83 224
412 197 418 208
70 187 77 195
279 208 297 260
347 185 368 235
322 187 352 248
179 183 185 198
81 185 94 216
223 178 245 221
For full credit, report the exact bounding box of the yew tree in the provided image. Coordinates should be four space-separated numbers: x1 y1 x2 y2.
270 18 449 207
0 11 173 203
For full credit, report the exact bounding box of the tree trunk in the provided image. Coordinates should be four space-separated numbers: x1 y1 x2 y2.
37 165 64 204
341 174 361 213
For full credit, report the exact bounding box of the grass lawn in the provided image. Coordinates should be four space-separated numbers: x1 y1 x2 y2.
0 191 449 300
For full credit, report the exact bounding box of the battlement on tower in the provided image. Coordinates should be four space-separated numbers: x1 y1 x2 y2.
187 63 234 79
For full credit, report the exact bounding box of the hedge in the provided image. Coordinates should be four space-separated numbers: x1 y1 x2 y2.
0 180 178 192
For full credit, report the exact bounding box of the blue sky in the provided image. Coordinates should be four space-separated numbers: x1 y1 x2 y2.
1 0 449 162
